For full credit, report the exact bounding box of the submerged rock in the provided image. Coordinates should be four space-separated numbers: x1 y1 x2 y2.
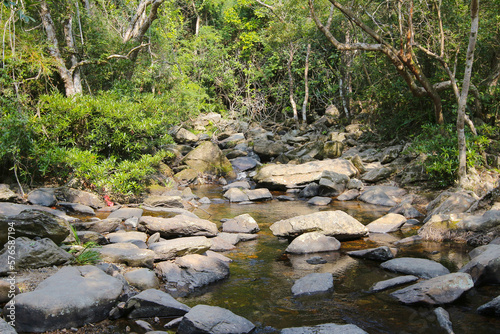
347 246 395 261
381 257 450 279
281 323 368 334
291 273 334 297
370 275 419 292
477 295 500 316
124 289 190 319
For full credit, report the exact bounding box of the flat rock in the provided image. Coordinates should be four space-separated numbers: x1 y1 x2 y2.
141 206 198 218
281 323 368 334
222 214 260 233
124 288 190 319
73 218 121 234
370 275 419 292
459 244 500 285
9 266 123 332
222 181 251 190
286 232 341 254
477 295 500 316
337 189 359 201
270 210 368 241
108 207 143 220
366 213 407 233
307 196 332 206
108 231 148 243
57 188 104 208
139 215 218 238
57 202 95 216
143 195 184 208
178 304 255 334
245 188 273 201
291 273 334 297
123 268 160 290
97 243 155 268
149 236 212 261
223 188 249 202
348 246 395 261
390 272 474 305
381 257 450 279
0 203 75 221
27 188 57 207
359 188 397 207
0 237 72 275
231 157 259 171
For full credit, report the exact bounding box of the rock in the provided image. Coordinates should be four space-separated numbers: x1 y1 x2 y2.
286 232 341 254
57 202 95 216
417 213 468 242
10 266 123 332
337 189 359 201
394 235 423 246
198 197 211 204
141 206 198 218
318 170 349 196
281 323 368 334
73 218 121 234
0 279 19 303
97 243 155 268
299 183 320 198
0 202 75 221
210 236 237 251
347 246 395 261
143 195 184 208
459 244 500 285
223 181 251 190
477 295 500 316
222 214 260 233
223 188 249 202
434 307 454 334
149 236 212 261
277 195 295 201
254 159 358 190
370 275 419 292
108 207 144 220
366 213 407 233
182 141 234 176
380 145 402 164
0 318 16 334
424 191 476 223
124 289 190 318
253 139 288 161
157 254 230 296
323 141 344 159
0 184 17 202
389 202 424 219
124 268 160 290
350 155 367 174
0 209 70 247
0 237 72 275
245 188 273 201
399 163 429 185
306 256 327 265
27 188 57 207
136 320 154 331
359 188 397 207
178 304 255 334
139 215 218 238
108 231 148 243
270 211 368 240
57 187 105 209
347 178 363 190
381 257 450 279
219 133 245 147
214 232 241 245
361 167 394 183
307 196 332 206
291 273 334 297
390 272 474 305
231 157 259 171
456 210 500 232
175 168 199 183
173 127 199 144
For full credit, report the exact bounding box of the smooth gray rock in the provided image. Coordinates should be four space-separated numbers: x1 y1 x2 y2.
245 188 273 201
27 188 57 207
457 210 500 232
281 323 368 334
149 236 212 261
366 213 407 233
124 268 160 290
0 237 72 275
108 207 143 220
231 157 259 171
108 231 148 243
286 232 340 254
178 304 255 334
270 211 368 240
299 183 320 198
57 202 95 216
10 266 123 332
143 195 184 208
434 307 454 334
337 189 360 201
459 244 500 285
359 188 397 207
477 295 500 316
124 288 190 319
0 318 17 334
157 254 230 297
292 273 334 297
381 257 450 279
361 167 394 183
97 243 155 268
222 214 260 233
223 181 251 190
73 218 121 234
390 273 474 305
210 236 237 251
139 215 218 238
223 188 250 202
348 246 395 261
389 202 424 219
307 196 332 206
318 170 349 196
370 275 419 292
57 187 104 208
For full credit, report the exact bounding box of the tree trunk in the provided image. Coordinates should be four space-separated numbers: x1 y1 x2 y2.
287 44 298 121
457 0 479 185
301 43 311 122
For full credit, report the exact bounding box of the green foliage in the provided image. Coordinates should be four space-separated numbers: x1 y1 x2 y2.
407 123 489 187
68 225 102 266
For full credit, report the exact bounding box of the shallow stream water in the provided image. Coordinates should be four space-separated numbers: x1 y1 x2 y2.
169 185 500 334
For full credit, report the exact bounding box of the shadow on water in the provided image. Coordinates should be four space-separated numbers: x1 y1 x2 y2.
175 185 500 334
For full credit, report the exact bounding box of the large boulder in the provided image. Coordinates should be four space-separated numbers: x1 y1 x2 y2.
156 254 230 296
231 157 259 172
139 215 218 238
123 268 160 290
9 266 123 332
57 202 95 216
27 188 57 207
223 188 249 202
477 295 500 316
149 236 212 261
359 188 397 207
97 243 155 268
381 257 450 279
0 237 72 275
323 141 344 159
424 191 476 223
254 159 358 190
459 244 500 285
390 272 474 305
124 289 190 318
182 141 234 176
270 211 368 240
318 171 349 196
253 139 288 161
286 232 341 254
177 304 255 334
222 214 260 234
245 188 273 201
281 323 368 334
366 213 407 233
56 187 104 208
0 210 70 247
291 273 334 297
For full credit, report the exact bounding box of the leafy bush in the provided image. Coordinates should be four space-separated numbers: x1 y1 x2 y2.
407 123 489 187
